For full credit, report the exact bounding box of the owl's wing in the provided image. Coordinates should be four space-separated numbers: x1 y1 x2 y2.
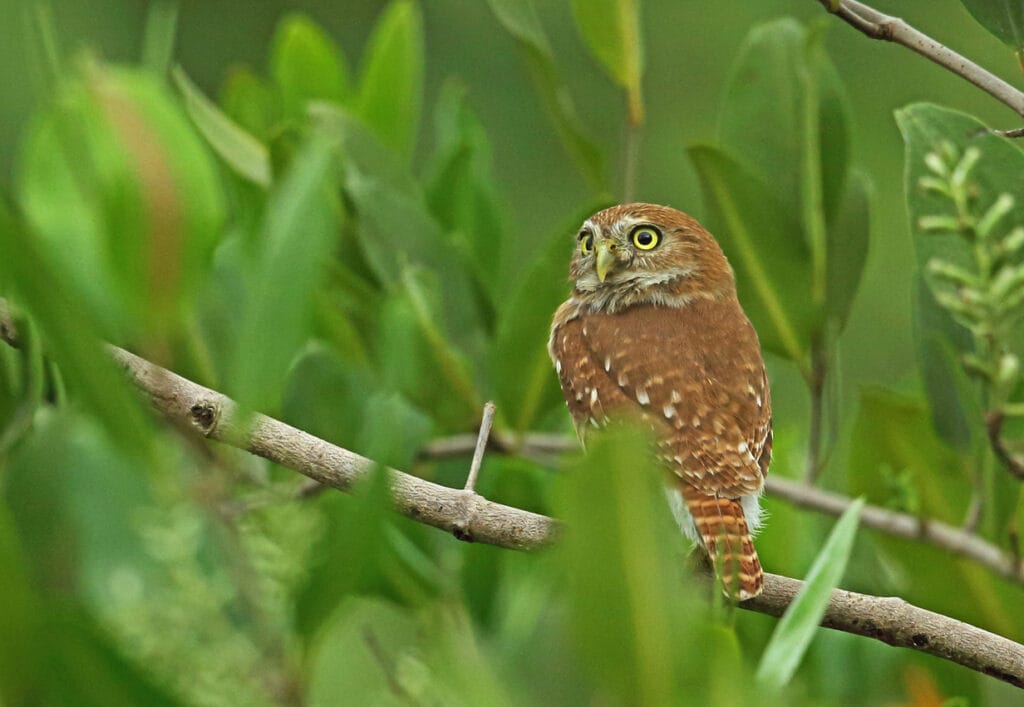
575 299 771 498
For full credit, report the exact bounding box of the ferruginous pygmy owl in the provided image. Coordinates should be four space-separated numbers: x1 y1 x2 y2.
548 203 771 599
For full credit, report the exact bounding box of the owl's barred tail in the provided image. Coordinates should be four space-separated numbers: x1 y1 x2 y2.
684 492 763 600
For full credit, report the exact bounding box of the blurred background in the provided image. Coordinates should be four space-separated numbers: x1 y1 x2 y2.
2 0 1024 704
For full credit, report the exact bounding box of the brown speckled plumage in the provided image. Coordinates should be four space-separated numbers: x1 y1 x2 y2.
549 203 772 599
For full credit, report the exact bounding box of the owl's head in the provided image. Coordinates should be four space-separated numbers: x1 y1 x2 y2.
568 203 735 312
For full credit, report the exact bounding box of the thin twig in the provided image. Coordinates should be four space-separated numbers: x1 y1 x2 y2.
464 401 496 493
803 341 827 484
2 304 1024 687
817 0 1024 120
986 410 1024 480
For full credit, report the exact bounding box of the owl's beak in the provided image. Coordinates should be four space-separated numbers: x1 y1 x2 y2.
595 240 617 283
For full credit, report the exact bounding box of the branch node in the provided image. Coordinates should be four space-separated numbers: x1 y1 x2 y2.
190 400 221 434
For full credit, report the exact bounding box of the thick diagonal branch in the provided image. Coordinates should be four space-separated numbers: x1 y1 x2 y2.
1 300 1022 688
817 0 1024 119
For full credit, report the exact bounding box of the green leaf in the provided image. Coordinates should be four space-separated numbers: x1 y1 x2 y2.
355 0 424 158
755 498 863 690
219 66 279 139
569 0 644 122
141 1 178 77
491 204 602 431
230 132 340 414
688 145 814 365
16 63 225 341
485 0 606 191
959 0 1024 51
172 66 271 187
270 13 351 120
825 170 871 328
555 426 696 705
424 80 509 303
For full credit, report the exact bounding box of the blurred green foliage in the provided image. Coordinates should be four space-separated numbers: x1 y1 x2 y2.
2 1 1024 705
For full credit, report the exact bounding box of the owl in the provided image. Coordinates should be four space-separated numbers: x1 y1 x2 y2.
548 203 771 599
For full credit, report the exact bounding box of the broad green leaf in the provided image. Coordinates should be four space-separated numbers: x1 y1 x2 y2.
270 13 351 120
719 19 850 227
141 1 178 77
959 0 1024 51
825 170 871 328
172 66 271 187
230 133 340 414
569 0 644 122
424 80 509 303
755 498 864 690
355 0 424 158
688 145 814 366
17 63 225 342
485 0 606 191
555 426 696 705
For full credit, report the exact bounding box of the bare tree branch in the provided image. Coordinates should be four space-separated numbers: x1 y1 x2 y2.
1 300 1023 687
817 0 1024 120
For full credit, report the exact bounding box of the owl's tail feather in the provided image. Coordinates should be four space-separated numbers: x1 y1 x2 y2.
684 491 763 600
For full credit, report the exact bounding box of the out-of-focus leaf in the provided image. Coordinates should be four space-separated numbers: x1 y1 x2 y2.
491 205 601 431
569 0 644 122
959 0 1024 51
141 1 178 77
230 133 340 414
555 426 695 705
756 498 863 690
825 170 871 328
17 63 225 341
173 66 271 187
485 0 606 191
719 19 850 227
0 208 153 455
688 145 814 365
219 66 279 139
0 502 43 706
270 13 351 120
425 80 508 304
355 0 423 158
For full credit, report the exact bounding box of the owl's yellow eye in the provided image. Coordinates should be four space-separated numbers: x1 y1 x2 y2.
580 233 594 255
631 226 661 250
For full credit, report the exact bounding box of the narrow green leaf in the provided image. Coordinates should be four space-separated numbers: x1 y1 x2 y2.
172 66 271 187
230 133 340 413
270 13 351 120
688 145 814 366
569 0 644 122
825 170 871 329
141 1 179 77
355 0 424 158
755 497 864 690
959 0 1024 51
485 0 606 191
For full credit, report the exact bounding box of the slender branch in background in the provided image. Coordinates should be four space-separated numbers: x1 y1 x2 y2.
986 410 1024 480
2 301 1023 686
422 432 1024 586
816 0 1024 121
622 119 642 203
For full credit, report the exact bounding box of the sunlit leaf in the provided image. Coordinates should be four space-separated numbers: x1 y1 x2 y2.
173 66 271 187
756 498 864 690
569 0 644 122
355 0 424 158
270 13 351 120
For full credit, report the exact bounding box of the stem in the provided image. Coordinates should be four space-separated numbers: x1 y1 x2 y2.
803 338 827 484
622 116 642 203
